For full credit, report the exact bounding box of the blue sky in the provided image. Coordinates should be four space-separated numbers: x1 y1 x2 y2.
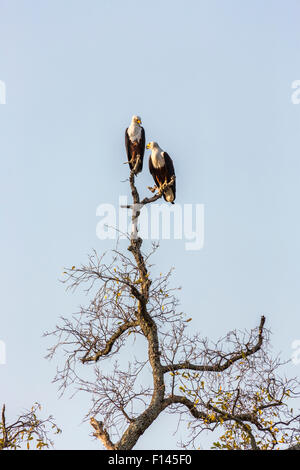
1 0 300 449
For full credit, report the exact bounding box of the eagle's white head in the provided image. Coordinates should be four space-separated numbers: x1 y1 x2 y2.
132 115 142 125
146 141 159 150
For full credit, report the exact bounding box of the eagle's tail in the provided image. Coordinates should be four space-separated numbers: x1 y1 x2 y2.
164 187 175 203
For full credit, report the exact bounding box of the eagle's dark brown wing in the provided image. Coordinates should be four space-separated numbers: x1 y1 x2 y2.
163 152 176 201
125 128 133 170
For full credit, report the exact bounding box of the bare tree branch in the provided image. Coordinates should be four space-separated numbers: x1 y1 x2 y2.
0 403 60 450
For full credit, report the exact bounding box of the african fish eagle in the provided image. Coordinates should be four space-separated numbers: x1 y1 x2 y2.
125 115 145 174
147 141 176 204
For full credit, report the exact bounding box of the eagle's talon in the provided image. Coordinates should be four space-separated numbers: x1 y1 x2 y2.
148 185 157 193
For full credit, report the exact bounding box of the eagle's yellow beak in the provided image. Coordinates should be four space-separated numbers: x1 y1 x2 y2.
137 119 141 124
146 143 151 149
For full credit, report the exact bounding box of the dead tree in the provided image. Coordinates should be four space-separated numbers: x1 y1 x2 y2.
45 167 300 450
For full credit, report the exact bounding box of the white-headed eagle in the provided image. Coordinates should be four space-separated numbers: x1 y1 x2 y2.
125 115 145 175
147 141 176 204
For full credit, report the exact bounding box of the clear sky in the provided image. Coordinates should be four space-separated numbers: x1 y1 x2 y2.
1 0 300 450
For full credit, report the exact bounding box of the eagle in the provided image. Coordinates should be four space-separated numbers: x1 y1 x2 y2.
125 115 145 175
147 141 176 204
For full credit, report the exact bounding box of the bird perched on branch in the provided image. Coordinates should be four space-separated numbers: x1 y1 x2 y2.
147 141 176 204
125 115 145 175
